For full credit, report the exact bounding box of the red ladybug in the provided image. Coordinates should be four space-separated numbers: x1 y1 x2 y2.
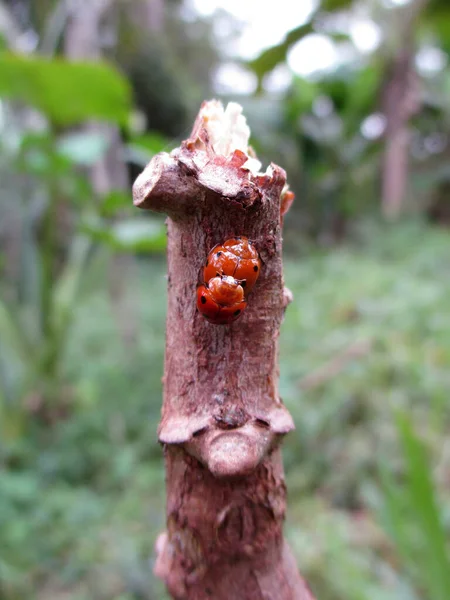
203 237 260 296
280 189 295 217
197 275 247 325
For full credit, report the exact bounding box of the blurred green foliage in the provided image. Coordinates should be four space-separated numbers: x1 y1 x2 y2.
380 414 450 600
1 0 450 598
0 53 132 125
0 49 166 438
245 0 450 235
1 222 450 599
247 0 352 90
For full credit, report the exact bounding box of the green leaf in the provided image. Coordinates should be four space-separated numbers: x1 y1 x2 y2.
100 190 133 217
125 132 171 167
56 132 110 166
0 53 131 125
397 415 450 600
379 413 450 600
345 63 384 119
379 462 417 571
52 235 93 337
285 77 319 123
16 133 70 177
0 299 31 403
0 300 31 362
83 219 167 253
423 2 450 53
246 0 352 88
131 132 170 154
247 24 314 88
321 0 354 10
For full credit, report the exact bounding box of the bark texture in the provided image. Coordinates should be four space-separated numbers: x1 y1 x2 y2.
380 0 426 219
133 101 314 600
381 48 419 220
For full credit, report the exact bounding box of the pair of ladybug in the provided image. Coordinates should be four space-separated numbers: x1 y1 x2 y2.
196 237 261 325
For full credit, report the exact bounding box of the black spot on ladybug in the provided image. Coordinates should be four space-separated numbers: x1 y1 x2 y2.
201 296 207 304
206 260 208 266
253 265 258 272
217 251 222 257
234 309 241 316
241 280 246 288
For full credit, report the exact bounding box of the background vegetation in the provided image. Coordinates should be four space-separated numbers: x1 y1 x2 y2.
0 0 449 598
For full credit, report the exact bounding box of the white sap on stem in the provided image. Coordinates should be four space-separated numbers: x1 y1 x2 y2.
201 101 250 156
199 101 263 175
133 99 283 210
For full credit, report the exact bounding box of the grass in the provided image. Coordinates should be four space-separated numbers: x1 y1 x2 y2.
1 220 450 599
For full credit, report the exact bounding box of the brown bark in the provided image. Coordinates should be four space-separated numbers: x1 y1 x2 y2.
380 0 426 219
133 101 314 600
381 49 419 220
128 0 165 33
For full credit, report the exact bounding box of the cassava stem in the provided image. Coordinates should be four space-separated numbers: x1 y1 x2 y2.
133 101 314 600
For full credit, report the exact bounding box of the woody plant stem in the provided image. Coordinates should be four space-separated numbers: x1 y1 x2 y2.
133 101 314 600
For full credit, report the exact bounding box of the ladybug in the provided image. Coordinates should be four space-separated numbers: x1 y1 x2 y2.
203 237 261 296
280 189 295 217
197 275 247 325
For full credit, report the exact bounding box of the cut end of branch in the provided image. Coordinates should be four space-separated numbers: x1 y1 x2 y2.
132 151 166 207
189 100 262 174
132 100 288 215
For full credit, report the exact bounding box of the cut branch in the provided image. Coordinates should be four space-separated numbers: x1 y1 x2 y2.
133 100 314 600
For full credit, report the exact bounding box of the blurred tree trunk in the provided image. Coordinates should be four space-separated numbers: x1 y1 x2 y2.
0 0 23 49
380 0 426 219
0 1 38 289
64 0 136 345
128 0 165 33
64 0 128 193
381 48 418 220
